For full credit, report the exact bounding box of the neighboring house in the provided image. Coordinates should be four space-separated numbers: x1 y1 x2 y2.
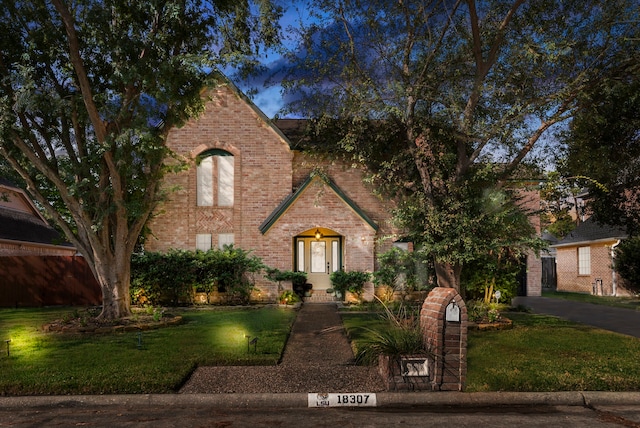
146 79 543 301
0 178 75 257
551 217 630 296
0 179 100 307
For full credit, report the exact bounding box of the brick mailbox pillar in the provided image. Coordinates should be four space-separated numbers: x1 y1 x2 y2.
421 287 467 391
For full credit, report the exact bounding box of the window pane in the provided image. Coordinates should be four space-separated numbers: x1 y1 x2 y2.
332 240 339 272
196 234 212 251
297 240 305 272
218 233 234 249
197 157 213 206
578 246 591 275
311 241 326 273
218 156 234 206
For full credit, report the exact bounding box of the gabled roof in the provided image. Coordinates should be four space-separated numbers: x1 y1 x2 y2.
551 217 627 248
211 72 293 148
0 179 73 248
0 208 71 247
259 173 379 235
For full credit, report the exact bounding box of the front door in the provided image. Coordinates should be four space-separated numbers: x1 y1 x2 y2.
295 231 342 291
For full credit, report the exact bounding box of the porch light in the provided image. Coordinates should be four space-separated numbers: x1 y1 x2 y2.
314 229 323 240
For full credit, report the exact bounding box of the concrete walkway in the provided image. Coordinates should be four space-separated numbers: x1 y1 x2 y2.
512 296 640 338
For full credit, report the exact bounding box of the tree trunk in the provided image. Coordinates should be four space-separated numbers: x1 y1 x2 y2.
434 261 462 292
93 254 132 320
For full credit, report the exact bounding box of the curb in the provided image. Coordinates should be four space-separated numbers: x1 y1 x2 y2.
1 391 639 409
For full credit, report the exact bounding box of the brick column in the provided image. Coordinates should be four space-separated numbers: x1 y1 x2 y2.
420 287 467 391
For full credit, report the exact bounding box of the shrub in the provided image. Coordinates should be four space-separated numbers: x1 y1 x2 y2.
265 268 308 292
131 249 197 306
467 300 508 323
463 254 521 303
131 246 264 306
278 290 300 305
355 300 426 365
615 237 640 293
330 270 371 301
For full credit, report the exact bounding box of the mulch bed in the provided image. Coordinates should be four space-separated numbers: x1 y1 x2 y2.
42 308 183 334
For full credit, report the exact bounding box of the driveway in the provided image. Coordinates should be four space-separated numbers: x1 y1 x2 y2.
512 296 640 338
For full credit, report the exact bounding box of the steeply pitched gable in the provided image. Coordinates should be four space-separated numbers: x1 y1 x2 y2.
259 173 379 235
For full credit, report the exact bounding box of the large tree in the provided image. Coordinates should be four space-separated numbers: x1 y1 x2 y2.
563 53 640 234
280 0 637 291
0 0 281 320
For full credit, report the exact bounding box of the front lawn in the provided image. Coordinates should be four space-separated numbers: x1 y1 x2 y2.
0 306 296 395
542 290 640 310
342 310 640 392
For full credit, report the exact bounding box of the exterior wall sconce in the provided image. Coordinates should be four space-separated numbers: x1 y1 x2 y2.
314 229 323 240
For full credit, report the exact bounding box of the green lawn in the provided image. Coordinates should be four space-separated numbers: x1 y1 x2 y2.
542 290 640 310
3 305 640 395
341 310 640 392
0 306 296 395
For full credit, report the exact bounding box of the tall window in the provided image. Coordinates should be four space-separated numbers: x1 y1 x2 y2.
197 149 234 207
196 234 212 251
578 246 591 275
218 233 234 249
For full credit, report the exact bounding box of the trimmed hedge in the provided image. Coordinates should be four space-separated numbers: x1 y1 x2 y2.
131 246 264 306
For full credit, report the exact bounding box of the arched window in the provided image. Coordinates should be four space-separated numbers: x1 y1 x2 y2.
196 149 234 207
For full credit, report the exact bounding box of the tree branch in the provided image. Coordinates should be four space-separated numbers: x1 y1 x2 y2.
51 0 107 143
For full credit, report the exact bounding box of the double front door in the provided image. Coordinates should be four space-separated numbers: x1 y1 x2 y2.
295 234 342 290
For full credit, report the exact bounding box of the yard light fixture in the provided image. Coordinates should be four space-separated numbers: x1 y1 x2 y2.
245 335 258 353
314 229 322 240
5 339 10 357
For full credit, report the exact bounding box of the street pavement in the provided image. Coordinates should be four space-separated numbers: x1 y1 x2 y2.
2 297 640 427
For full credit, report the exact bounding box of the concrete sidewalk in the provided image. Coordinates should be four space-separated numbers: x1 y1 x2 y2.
512 296 640 338
1 391 640 409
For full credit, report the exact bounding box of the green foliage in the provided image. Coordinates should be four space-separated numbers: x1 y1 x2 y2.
349 300 425 365
131 250 198 306
355 326 426 365
467 300 507 323
614 237 640 294
265 268 308 291
281 0 633 290
0 0 281 319
373 247 433 293
564 59 640 234
540 170 582 239
206 245 265 305
278 290 300 305
463 252 523 304
131 246 265 306
330 270 371 300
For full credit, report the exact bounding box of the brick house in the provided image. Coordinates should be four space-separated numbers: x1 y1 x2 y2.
551 217 631 296
146 79 543 301
0 179 100 306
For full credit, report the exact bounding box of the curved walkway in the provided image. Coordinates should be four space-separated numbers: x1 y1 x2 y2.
513 296 640 338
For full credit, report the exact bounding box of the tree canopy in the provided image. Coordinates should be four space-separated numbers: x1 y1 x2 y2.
0 0 281 319
280 0 638 291
563 52 640 234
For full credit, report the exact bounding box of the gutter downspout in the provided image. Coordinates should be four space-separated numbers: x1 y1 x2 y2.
611 240 621 297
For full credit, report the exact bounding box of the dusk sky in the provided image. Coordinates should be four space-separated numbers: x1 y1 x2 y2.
229 0 314 118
